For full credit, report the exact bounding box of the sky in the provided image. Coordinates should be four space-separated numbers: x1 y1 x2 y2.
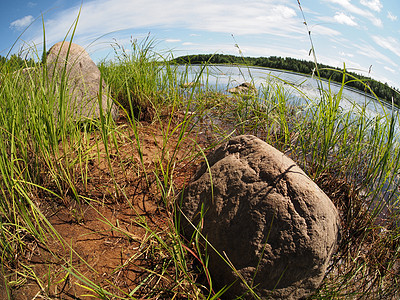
0 0 399 89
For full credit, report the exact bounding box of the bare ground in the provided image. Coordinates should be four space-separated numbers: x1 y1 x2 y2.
1 114 206 299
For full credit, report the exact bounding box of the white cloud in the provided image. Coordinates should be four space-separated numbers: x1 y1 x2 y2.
339 51 354 58
182 42 196 46
27 0 306 48
384 66 396 74
371 17 383 27
165 39 181 43
290 15 342 37
326 0 382 27
354 42 397 67
226 44 310 61
334 12 358 26
387 12 397 21
360 0 382 12
272 5 297 19
370 17 383 27
372 36 400 58
311 25 341 36
10 15 35 31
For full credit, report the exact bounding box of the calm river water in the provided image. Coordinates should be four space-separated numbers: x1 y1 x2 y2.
180 64 395 121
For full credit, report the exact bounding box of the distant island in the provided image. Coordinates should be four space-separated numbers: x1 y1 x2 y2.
171 54 400 107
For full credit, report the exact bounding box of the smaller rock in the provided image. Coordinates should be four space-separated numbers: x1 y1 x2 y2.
180 82 203 89
228 82 257 95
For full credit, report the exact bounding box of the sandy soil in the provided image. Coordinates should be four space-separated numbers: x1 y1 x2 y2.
1 115 205 299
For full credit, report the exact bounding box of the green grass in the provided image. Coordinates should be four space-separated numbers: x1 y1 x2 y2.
0 17 400 299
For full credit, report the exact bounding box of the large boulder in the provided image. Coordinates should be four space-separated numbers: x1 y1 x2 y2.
179 135 340 299
45 41 118 121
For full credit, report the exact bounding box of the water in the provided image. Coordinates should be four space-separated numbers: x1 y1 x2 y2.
179 64 396 122
178 64 400 212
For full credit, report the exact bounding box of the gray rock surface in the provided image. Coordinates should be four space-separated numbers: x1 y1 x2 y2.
179 135 340 299
45 41 118 121
228 82 257 95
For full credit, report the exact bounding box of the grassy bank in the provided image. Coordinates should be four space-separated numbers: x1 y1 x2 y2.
0 33 399 299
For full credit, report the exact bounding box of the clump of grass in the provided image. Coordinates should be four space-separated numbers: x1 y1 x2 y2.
99 34 172 122
289 74 400 297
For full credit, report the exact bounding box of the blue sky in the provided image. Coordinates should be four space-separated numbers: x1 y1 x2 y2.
1 0 399 89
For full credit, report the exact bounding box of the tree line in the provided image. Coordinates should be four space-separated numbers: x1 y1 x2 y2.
0 54 36 73
172 54 400 106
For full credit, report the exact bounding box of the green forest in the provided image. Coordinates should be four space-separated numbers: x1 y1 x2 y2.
172 53 400 106
0 54 35 70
